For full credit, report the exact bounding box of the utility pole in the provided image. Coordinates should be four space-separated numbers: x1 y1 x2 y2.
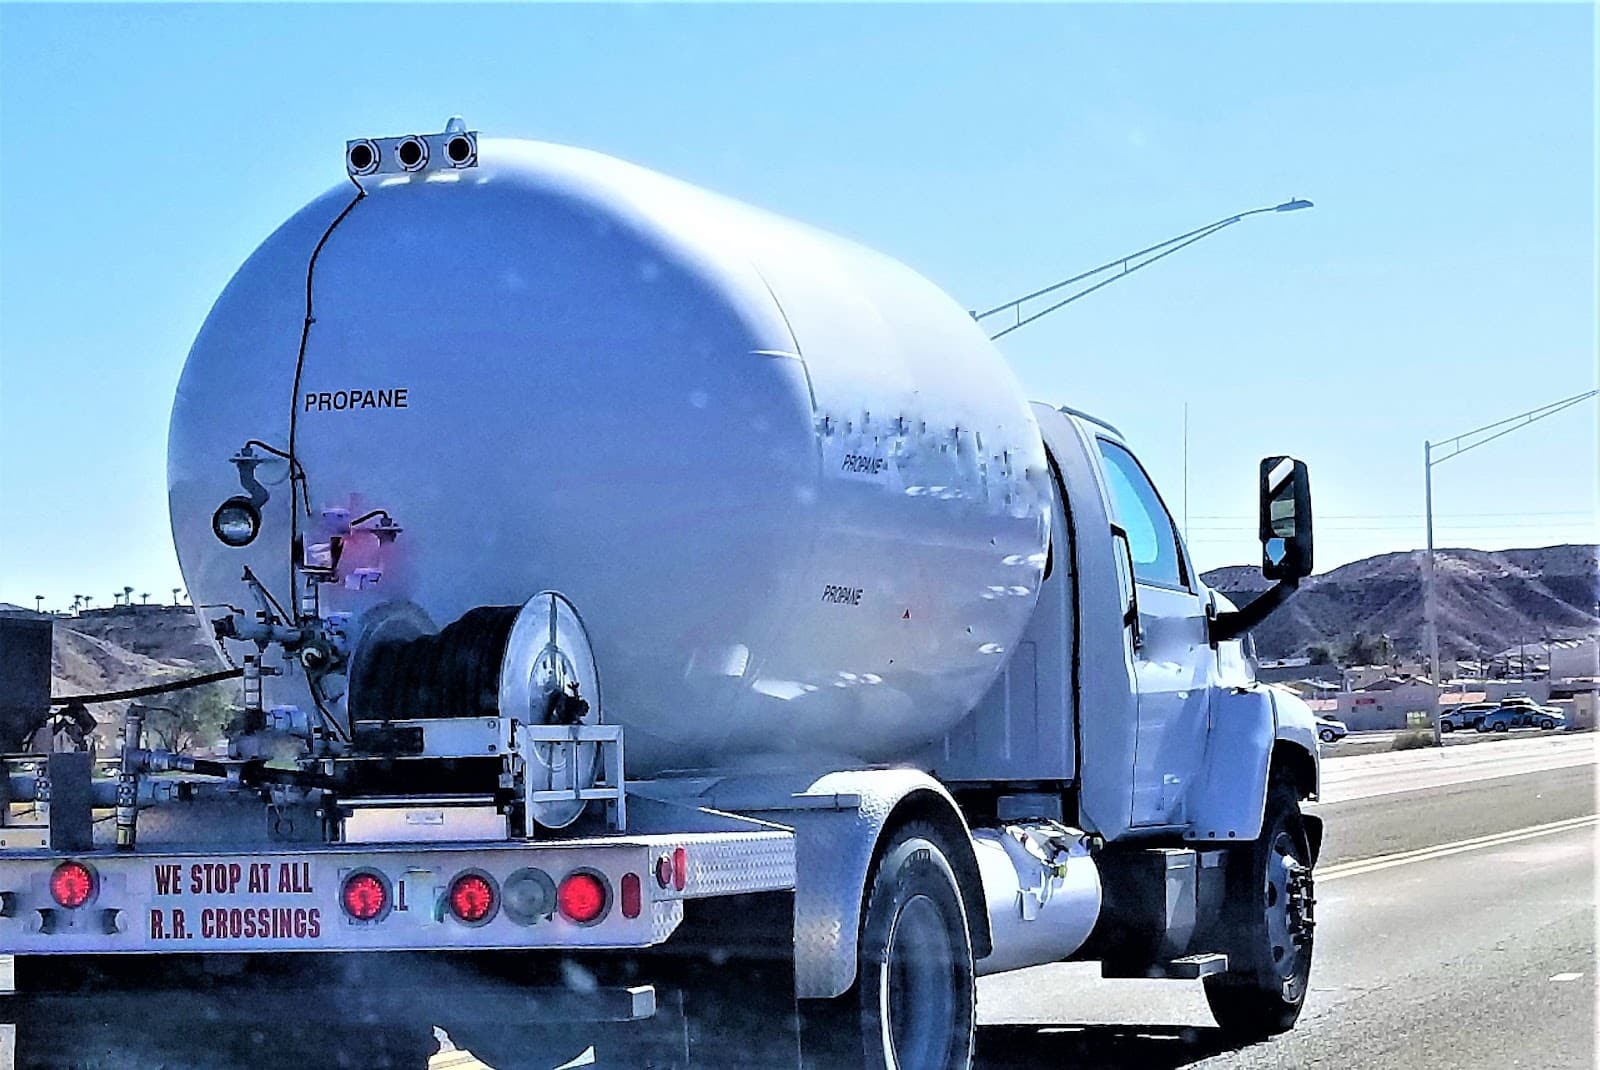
1423 389 1597 744
1182 402 1190 539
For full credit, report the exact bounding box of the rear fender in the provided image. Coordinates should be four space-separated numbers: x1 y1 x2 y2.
702 768 984 999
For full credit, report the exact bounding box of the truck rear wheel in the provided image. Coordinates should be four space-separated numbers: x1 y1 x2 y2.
1204 781 1314 1040
803 821 976 1070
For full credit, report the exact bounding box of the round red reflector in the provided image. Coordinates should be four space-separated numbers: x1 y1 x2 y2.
557 871 609 925
448 872 496 924
341 871 388 921
50 861 94 909
620 872 642 919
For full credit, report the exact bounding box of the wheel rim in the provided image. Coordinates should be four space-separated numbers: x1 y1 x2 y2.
1263 829 1313 1002
880 893 957 1070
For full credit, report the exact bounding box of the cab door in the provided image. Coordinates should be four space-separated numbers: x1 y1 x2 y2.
1095 437 1212 827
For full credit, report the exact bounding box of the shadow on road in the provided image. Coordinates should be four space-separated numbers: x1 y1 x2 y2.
3 955 1255 1069
977 1022 1244 1069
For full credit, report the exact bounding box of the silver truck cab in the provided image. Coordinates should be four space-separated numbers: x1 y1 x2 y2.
930 403 1321 848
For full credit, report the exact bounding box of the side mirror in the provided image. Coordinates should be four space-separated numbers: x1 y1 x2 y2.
1259 456 1313 581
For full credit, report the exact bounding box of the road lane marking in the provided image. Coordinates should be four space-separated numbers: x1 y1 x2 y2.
1550 973 1584 982
1319 814 1598 881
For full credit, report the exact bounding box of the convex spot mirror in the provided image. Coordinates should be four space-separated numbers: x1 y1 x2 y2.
1259 456 1312 581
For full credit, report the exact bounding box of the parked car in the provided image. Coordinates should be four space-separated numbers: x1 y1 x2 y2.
1476 705 1566 733
1440 701 1497 732
1316 714 1349 743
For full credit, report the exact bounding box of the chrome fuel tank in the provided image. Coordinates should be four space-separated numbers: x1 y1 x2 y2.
168 137 1051 773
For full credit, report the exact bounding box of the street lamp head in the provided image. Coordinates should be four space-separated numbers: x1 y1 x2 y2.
1274 198 1314 213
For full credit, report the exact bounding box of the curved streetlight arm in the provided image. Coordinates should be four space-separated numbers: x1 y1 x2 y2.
1426 390 1598 466
1420 387 1598 744
973 199 1312 341
985 219 1236 340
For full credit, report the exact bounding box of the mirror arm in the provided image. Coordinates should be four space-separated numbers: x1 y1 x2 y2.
1209 576 1301 645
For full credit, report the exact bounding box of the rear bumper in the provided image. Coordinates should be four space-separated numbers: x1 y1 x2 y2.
0 828 794 957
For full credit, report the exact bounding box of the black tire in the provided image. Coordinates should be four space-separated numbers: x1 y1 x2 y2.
1440 720 1455 733
802 821 976 1070
1204 780 1315 1040
1495 721 1509 733
1541 719 1555 731
1318 729 1336 743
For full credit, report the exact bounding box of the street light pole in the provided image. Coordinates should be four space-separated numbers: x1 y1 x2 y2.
1422 389 1598 744
972 198 1314 340
1423 438 1443 744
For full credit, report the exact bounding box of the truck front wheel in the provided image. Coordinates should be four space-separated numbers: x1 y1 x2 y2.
1204 781 1315 1040
803 821 976 1070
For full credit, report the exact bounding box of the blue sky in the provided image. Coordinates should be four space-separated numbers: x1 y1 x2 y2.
1 3 1595 610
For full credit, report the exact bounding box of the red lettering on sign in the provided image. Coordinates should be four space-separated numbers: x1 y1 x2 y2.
196 906 323 941
277 861 313 894
154 864 183 896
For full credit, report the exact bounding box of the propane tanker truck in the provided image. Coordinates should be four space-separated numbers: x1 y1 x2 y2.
0 120 1323 1069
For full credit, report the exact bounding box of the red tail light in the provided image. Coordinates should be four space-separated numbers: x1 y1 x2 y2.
557 871 609 925
50 861 95 909
448 872 497 924
672 847 688 892
620 872 642 919
341 871 388 921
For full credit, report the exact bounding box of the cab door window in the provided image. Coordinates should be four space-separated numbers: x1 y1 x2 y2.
1096 439 1187 589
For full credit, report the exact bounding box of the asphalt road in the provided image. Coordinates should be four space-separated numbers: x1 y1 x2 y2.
3 735 1593 1069
977 734 1597 1070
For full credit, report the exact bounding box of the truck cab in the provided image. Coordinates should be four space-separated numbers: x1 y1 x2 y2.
931 404 1321 846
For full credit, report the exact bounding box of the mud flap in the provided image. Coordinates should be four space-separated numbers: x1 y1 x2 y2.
1301 813 1324 866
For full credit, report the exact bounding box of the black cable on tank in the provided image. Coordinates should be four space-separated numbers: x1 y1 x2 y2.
285 185 366 605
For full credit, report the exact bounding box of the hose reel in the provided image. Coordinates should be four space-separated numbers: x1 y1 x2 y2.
348 591 604 829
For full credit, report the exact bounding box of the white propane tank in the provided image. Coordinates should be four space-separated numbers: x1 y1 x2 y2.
168 134 1052 774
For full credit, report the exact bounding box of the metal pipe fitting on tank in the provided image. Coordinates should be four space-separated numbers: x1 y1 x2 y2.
114 706 144 851
268 705 315 740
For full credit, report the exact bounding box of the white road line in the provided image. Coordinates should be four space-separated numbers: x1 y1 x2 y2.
1319 814 1598 882
1549 973 1585 983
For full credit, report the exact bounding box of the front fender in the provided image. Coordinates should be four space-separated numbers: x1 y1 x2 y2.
1186 685 1320 844
1271 687 1323 798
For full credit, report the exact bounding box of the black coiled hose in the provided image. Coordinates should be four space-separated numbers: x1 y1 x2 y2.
350 606 520 721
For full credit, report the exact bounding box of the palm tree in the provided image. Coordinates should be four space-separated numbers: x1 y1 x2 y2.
141 592 151 605
123 586 134 608
171 588 182 607
34 595 44 614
